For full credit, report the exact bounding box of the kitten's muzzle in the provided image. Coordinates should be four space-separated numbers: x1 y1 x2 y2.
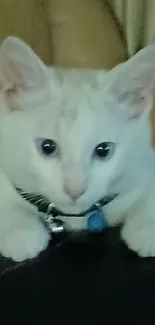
63 183 86 201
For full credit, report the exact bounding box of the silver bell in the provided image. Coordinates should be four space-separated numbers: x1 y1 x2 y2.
46 216 65 234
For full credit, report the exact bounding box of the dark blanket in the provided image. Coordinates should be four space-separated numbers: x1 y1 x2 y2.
0 227 155 325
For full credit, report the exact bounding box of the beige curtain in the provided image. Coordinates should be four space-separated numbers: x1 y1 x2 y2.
47 0 127 69
0 0 127 69
108 0 155 56
0 0 52 64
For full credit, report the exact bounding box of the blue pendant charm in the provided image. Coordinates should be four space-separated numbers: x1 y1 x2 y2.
87 209 106 231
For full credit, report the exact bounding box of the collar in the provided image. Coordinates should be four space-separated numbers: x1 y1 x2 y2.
16 187 118 233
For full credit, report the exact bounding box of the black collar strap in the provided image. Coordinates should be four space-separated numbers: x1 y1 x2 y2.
16 187 118 218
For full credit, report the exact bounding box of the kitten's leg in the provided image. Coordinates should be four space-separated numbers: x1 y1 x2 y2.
0 209 50 262
122 212 155 257
0 175 50 262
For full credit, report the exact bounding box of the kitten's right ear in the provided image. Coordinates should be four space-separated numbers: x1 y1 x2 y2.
0 36 48 95
106 45 155 119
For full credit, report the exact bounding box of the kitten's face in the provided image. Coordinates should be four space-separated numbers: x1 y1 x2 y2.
0 37 154 215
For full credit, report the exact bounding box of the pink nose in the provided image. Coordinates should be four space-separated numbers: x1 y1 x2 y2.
63 184 86 201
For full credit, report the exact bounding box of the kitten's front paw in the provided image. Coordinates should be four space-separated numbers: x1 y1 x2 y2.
0 220 50 262
122 221 155 257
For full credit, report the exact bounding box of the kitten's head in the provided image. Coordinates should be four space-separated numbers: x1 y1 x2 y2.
0 37 154 214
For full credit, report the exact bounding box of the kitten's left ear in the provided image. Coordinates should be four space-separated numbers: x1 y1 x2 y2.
0 36 48 94
108 45 155 119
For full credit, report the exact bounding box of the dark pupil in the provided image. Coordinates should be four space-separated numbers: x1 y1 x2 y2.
41 139 56 155
95 142 110 157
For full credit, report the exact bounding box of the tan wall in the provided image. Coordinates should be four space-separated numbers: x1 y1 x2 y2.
0 0 52 64
0 0 127 69
48 0 127 69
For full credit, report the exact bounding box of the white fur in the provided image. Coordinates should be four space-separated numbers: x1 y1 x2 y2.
0 37 155 261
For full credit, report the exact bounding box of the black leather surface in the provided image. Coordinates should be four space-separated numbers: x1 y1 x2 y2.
1 227 155 325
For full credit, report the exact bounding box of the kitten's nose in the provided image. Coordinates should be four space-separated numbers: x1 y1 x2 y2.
63 183 86 201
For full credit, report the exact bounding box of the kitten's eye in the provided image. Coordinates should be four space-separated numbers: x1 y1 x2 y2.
40 139 57 156
94 142 114 159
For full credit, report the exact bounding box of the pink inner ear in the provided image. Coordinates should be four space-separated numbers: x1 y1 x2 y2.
116 82 153 119
122 90 146 105
0 57 28 94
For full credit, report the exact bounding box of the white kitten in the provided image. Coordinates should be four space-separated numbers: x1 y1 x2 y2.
0 37 154 261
